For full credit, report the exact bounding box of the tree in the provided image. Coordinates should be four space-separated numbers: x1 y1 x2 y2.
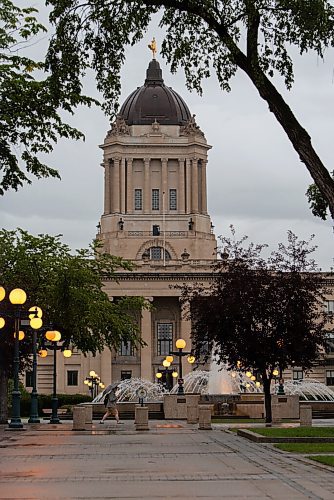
179 229 332 422
306 171 334 220
0 1 96 195
0 228 148 423
45 0 334 219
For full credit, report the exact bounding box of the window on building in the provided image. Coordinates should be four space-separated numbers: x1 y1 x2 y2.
326 333 334 353
157 323 173 355
326 370 334 386
67 370 78 386
118 341 134 356
293 370 304 381
134 189 142 210
25 371 33 387
152 189 160 210
121 370 132 380
169 189 177 210
325 300 334 314
149 247 171 260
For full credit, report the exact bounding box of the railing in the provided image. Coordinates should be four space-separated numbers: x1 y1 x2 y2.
127 231 188 237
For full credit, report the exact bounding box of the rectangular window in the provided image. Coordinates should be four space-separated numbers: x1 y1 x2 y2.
118 341 134 356
121 370 132 380
25 371 33 387
157 323 173 355
326 370 334 386
152 189 160 210
151 247 162 260
169 189 177 210
293 370 304 380
134 189 142 210
67 370 78 386
325 300 334 314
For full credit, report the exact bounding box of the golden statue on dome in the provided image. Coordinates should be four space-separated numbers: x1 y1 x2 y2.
148 37 157 58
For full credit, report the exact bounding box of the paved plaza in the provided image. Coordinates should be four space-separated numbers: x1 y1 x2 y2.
1 420 334 499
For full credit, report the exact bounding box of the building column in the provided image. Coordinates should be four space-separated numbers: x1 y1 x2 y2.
144 158 150 214
112 157 120 213
140 306 152 381
120 157 126 214
161 158 168 211
126 158 133 214
201 159 208 214
178 158 185 214
100 348 113 386
185 158 192 214
104 160 111 214
191 157 199 213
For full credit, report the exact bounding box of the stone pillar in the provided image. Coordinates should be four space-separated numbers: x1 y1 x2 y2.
201 159 208 214
185 158 192 214
104 160 111 214
126 158 133 213
191 157 199 213
198 405 212 430
161 158 168 212
140 306 152 380
300 405 312 426
72 406 87 431
120 157 126 214
178 158 185 214
271 403 282 424
84 405 93 425
100 347 112 387
135 405 149 431
112 157 120 213
144 158 150 214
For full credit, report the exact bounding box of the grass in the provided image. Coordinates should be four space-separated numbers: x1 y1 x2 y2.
307 456 334 467
274 443 334 453
212 418 265 424
248 427 334 438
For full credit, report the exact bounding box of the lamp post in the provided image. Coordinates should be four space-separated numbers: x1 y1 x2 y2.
169 339 193 394
84 371 102 399
28 307 43 423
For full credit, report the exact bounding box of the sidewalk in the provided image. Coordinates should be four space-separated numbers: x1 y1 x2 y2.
1 419 334 499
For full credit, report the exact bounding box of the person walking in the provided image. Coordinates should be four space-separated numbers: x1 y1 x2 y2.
100 384 121 424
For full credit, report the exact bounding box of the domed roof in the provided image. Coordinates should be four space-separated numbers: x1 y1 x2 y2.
119 59 191 126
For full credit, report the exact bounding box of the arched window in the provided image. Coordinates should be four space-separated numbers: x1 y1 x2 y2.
142 247 171 260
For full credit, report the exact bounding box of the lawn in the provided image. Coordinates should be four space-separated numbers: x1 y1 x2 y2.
274 443 334 453
307 456 334 467
249 427 334 438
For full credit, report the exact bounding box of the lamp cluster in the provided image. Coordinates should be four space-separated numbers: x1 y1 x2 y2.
84 370 104 399
155 338 195 393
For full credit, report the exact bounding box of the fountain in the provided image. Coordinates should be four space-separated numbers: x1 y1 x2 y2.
93 377 168 403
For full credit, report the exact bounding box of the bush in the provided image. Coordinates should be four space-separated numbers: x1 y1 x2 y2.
14 393 91 417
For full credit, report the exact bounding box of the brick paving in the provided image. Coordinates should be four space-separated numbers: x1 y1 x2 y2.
0 421 334 499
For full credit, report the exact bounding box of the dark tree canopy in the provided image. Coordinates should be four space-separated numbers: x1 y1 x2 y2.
45 0 334 220
180 229 332 422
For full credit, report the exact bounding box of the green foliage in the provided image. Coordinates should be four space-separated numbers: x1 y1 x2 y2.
306 171 334 220
18 393 92 416
0 1 96 194
275 443 334 453
45 0 334 217
251 427 334 437
0 228 147 376
308 455 334 467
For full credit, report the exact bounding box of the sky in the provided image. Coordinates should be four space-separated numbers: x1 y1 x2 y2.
1 7 334 270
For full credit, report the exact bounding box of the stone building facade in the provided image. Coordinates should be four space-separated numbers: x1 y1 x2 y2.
32 58 334 397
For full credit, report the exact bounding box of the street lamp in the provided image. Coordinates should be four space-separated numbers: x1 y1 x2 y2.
27 306 43 423
84 371 102 399
169 338 192 395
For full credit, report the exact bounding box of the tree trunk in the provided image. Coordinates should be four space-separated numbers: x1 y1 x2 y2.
262 371 272 423
0 361 9 424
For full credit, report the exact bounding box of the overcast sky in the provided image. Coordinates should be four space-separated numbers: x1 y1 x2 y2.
1 8 333 270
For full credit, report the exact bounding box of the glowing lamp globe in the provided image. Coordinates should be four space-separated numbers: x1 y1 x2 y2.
38 349 48 358
89 370 96 377
273 369 279 376
29 306 43 319
9 288 26 305
88 381 92 387
0 287 5 302
245 383 250 388
14 330 25 340
63 349 72 358
172 371 178 378
45 330 56 341
30 317 43 330
0 317 5 329
245 371 252 378
52 331 61 342
166 355 174 363
255 381 261 387
84 380 89 385
156 373 162 379
175 338 186 349
187 355 195 364
251 375 256 381
162 359 170 368
100 383 105 389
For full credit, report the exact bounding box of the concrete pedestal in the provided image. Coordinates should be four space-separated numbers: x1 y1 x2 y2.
198 405 212 430
164 394 200 419
271 403 282 424
300 405 312 427
135 406 149 431
84 405 92 427
72 406 87 431
187 404 198 424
